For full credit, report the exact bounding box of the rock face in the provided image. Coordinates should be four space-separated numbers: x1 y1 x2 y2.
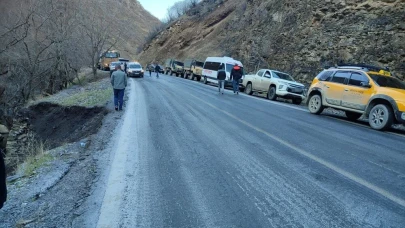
139 0 405 83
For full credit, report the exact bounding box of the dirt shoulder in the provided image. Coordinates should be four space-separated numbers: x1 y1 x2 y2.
0 75 128 227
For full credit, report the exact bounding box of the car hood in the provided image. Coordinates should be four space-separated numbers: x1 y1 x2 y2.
377 87 405 101
278 79 304 87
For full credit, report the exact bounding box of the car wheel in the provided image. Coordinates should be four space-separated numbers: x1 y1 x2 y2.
368 104 393 130
197 76 201 81
292 98 302 105
170 71 173 76
267 86 277 100
308 94 324 114
190 73 194 80
245 83 253 95
203 77 208 84
345 111 362 121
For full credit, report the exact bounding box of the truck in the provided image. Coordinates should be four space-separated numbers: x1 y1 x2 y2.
242 69 306 104
164 59 184 77
183 59 204 81
98 50 120 71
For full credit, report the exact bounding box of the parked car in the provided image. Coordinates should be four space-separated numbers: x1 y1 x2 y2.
243 69 306 104
202 56 244 89
109 61 121 75
183 59 204 81
164 59 184 77
127 62 144 78
307 64 405 130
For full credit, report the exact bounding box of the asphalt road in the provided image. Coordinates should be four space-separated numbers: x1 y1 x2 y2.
96 73 405 228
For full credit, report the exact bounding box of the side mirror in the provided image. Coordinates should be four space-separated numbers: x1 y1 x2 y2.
361 82 372 88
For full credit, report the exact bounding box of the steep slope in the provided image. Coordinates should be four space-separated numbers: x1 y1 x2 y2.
101 0 161 57
139 0 405 82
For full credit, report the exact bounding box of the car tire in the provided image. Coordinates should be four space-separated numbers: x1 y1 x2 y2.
203 77 208 84
245 83 253 95
292 98 302 105
197 76 201 81
345 111 362 121
190 73 194 80
368 104 394 130
308 94 324 115
267 86 277 100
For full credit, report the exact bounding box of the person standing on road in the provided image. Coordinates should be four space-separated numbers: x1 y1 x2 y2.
111 65 127 111
155 64 161 78
148 65 152 77
0 125 9 210
230 63 243 94
217 63 226 94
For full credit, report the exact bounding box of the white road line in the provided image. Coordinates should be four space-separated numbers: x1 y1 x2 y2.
190 93 405 208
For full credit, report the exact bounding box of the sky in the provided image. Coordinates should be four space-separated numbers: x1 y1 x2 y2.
138 0 180 20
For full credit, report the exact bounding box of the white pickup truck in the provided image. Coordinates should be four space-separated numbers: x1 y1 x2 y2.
242 69 306 104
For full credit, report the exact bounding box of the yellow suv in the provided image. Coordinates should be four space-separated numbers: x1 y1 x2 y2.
307 64 405 130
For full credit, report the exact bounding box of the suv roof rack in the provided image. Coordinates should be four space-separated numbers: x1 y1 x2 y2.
335 63 390 72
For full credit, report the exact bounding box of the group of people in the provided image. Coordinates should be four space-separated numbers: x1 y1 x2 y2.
217 63 243 95
148 64 161 78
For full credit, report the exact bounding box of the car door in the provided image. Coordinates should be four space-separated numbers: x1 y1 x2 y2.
323 71 351 106
259 70 272 92
253 70 265 91
341 72 373 110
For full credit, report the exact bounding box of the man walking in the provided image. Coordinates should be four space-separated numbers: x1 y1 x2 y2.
155 64 161 78
0 124 9 210
230 63 243 94
217 64 226 94
111 65 127 111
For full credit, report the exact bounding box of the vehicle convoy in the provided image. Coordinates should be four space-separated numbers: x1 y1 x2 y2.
183 59 204 81
127 62 144 78
98 50 120 71
164 59 184 77
202 56 245 89
243 69 306 105
307 64 405 130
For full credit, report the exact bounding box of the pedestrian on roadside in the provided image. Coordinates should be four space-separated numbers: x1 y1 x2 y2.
230 63 243 95
124 62 128 74
155 64 161 78
217 63 226 94
148 65 152 77
111 65 128 111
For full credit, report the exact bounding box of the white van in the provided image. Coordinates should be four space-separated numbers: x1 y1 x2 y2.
202 57 244 86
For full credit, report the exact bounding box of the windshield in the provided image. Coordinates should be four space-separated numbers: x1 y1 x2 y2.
369 74 405 90
174 61 184 66
195 61 204 67
105 52 118 58
110 62 120 66
273 72 294 81
129 64 141 68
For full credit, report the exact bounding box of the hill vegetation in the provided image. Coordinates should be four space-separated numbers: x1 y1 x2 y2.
0 0 159 115
139 0 405 83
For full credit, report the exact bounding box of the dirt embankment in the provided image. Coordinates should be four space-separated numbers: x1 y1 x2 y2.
21 103 107 149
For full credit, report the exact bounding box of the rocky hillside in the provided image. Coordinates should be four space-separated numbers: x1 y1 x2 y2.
139 0 405 83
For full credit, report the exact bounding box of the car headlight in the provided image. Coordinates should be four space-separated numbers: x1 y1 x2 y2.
279 85 285 90
141 69 144 73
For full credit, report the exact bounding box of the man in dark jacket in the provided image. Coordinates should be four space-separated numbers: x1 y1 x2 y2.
230 63 243 94
217 64 226 94
155 64 161 78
